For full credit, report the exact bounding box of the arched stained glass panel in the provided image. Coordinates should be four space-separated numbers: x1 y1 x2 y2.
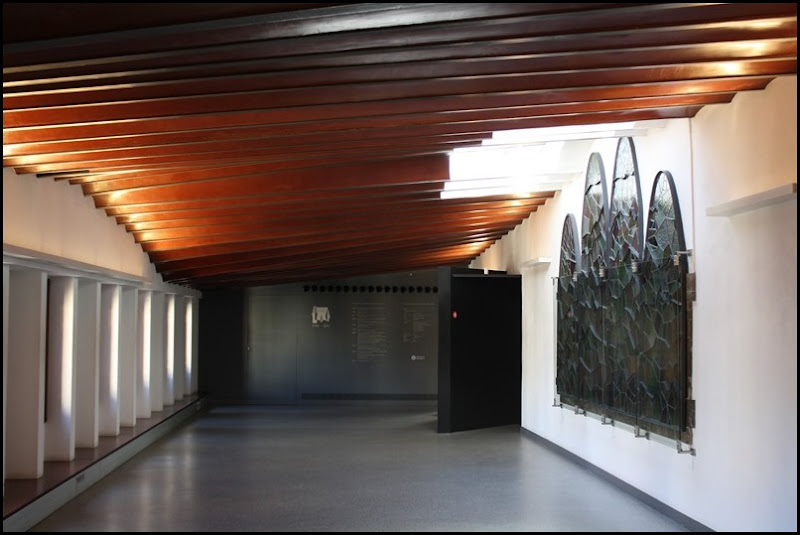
553 144 690 442
608 137 644 266
581 152 608 272
556 214 581 405
639 171 688 439
578 152 608 406
645 170 686 267
606 137 644 418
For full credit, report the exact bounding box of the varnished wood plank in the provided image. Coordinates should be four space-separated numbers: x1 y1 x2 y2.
3 2 796 288
6 40 795 109
4 134 481 169
6 61 795 128
124 199 548 232
150 228 511 266
9 106 708 175
1 4 345 45
82 161 454 194
3 77 774 145
5 21 796 90
158 236 507 285
3 93 735 168
138 212 530 253
3 3 630 67
183 259 475 288
87 154 448 207
112 194 550 224
103 188 443 218
106 187 448 219
170 248 494 286
5 3 792 71
131 207 540 243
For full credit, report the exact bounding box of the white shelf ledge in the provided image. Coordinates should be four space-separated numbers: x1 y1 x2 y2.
706 183 796 217
520 257 552 269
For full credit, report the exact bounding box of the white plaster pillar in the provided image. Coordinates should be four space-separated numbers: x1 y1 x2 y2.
75 279 100 448
4 265 10 487
6 268 47 478
118 286 138 427
150 291 165 412
99 284 121 436
45 276 78 461
183 296 194 397
190 297 200 395
136 290 152 419
173 295 186 401
163 293 175 406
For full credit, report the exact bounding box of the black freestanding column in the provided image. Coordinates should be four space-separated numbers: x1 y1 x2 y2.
437 267 521 433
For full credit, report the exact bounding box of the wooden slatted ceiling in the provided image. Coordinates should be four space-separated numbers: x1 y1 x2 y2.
3 3 797 289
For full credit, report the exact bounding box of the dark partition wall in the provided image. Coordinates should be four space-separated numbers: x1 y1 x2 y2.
198 288 247 401
199 267 521 428
438 267 522 433
199 271 439 403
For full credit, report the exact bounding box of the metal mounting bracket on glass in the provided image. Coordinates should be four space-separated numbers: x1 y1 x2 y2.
601 415 615 426
633 426 649 439
676 441 696 456
673 249 693 266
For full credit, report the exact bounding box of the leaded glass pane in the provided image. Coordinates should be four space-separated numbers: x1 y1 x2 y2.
606 137 644 417
581 152 608 270
638 262 684 438
640 171 687 439
556 215 581 405
645 171 686 268
579 152 608 407
608 137 643 266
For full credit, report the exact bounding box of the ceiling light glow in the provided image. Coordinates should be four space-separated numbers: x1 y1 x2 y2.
444 121 658 199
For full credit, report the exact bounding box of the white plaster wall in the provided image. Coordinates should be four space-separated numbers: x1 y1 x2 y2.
471 76 796 532
2 168 153 277
688 75 796 532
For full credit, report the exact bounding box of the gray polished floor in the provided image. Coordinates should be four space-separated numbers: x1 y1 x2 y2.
30 403 690 532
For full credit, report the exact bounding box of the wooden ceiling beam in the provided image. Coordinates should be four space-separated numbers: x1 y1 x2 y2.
124 198 548 232
6 61 795 128
7 40 796 110
173 248 491 287
5 3 792 69
10 106 705 174
156 232 507 277
132 207 539 244
87 154 449 207
112 193 550 224
185 259 471 289
4 93 736 169
4 137 476 171
2 3 795 289
140 213 531 253
6 21 796 90
3 77 774 146
148 226 510 265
